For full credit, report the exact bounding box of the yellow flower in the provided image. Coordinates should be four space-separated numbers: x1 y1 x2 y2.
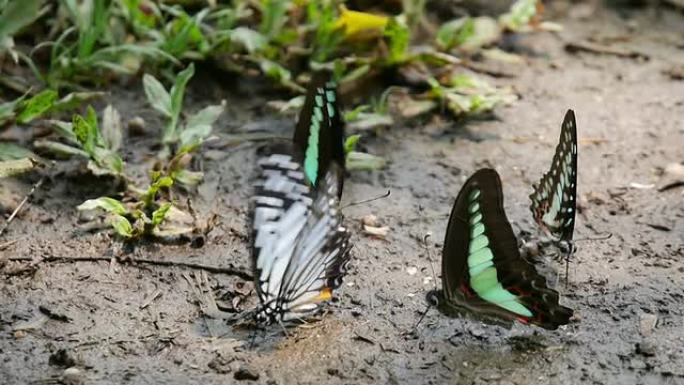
333 5 388 41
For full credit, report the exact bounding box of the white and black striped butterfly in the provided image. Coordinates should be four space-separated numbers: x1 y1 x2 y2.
528 110 578 260
250 73 351 325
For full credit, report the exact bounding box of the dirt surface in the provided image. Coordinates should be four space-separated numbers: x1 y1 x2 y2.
1 4 683 385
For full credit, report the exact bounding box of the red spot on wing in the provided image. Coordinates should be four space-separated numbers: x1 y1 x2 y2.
460 283 475 297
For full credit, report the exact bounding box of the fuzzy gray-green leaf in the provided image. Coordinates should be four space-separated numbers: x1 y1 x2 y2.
143 74 172 118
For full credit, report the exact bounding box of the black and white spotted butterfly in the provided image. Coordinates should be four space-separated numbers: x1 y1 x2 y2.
250 73 351 325
525 110 578 263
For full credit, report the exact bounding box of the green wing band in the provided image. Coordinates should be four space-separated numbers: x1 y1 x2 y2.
467 188 533 318
304 95 324 185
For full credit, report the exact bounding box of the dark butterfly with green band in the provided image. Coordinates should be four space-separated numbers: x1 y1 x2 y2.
430 168 573 330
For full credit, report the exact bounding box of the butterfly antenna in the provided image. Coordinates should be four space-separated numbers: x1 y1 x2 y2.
340 190 391 210
410 234 437 333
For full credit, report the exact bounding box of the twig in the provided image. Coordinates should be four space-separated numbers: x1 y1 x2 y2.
0 239 19 250
565 41 649 60
6 255 253 280
461 61 516 78
0 176 45 238
658 181 684 192
140 290 163 310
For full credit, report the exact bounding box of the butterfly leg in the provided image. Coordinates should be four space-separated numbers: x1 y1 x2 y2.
277 319 290 338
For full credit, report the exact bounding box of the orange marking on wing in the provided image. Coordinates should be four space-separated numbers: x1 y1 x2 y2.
314 287 333 302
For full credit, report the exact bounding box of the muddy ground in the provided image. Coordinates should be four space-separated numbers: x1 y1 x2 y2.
1 4 683 385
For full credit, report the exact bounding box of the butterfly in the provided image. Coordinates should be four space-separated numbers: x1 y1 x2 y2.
428 168 573 330
528 110 578 259
250 72 351 325
293 72 346 196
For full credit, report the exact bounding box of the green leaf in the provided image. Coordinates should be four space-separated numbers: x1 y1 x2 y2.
344 134 360 155
109 214 133 238
0 0 44 38
163 9 209 57
180 103 224 147
143 74 172 118
436 17 475 50
173 169 203 187
260 0 288 38
151 202 172 227
45 120 77 143
500 0 538 31
121 0 158 29
33 140 89 158
308 0 343 62
16 89 58 124
384 17 410 65
101 105 122 151
343 105 370 122
72 107 99 155
0 95 26 125
51 91 106 113
0 157 37 178
0 142 35 161
230 27 267 54
142 176 174 207
170 63 195 118
163 63 195 145
151 205 195 238
340 64 371 84
92 147 124 175
77 197 127 215
258 59 305 92
346 112 393 131
346 151 386 171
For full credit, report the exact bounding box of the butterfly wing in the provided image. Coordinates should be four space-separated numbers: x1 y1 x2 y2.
529 110 578 242
441 168 573 330
293 72 346 196
251 148 315 321
251 150 350 323
275 166 352 322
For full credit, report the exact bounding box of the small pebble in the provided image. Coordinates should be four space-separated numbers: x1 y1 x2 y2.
127 117 146 136
234 365 260 381
62 367 84 385
636 340 657 357
638 313 657 336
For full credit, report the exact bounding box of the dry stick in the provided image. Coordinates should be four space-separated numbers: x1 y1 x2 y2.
7 255 253 280
565 41 649 60
0 239 19 250
0 176 45 238
461 61 516 78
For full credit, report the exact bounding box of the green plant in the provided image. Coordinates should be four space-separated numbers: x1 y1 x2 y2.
143 63 222 151
427 74 517 116
40 0 175 88
500 0 539 31
36 105 124 176
77 176 175 239
0 89 103 126
0 0 45 61
77 169 213 240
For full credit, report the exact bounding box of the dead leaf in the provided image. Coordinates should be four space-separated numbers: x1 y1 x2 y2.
361 214 390 238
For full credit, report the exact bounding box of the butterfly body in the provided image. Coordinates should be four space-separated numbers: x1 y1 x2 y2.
250 73 350 325
434 168 573 330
